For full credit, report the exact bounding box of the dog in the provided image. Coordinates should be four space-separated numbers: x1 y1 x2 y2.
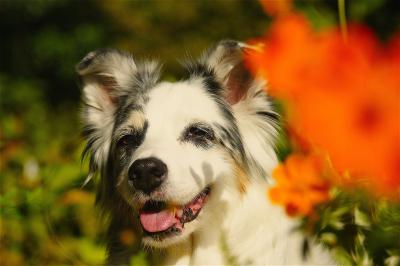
77 41 333 265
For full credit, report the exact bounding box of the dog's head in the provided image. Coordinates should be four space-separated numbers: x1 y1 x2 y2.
77 41 278 247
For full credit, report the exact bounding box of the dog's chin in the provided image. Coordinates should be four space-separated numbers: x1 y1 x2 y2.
139 186 211 248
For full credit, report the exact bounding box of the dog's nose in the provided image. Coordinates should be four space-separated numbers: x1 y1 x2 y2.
128 157 167 194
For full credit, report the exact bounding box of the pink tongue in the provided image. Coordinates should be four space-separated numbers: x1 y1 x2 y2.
139 210 177 233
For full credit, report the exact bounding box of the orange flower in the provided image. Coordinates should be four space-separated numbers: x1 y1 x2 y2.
269 154 331 217
246 15 400 199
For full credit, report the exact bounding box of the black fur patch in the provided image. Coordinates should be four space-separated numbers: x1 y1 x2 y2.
76 48 114 71
114 121 149 165
185 62 222 96
114 101 144 128
215 123 247 166
256 111 279 123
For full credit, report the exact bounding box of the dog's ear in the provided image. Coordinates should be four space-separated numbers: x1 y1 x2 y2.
203 41 279 178
77 48 137 115
200 40 256 104
76 49 137 175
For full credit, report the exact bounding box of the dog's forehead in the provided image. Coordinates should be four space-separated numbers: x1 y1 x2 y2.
144 80 223 125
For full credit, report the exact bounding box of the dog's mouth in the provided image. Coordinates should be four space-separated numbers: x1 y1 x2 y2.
139 187 211 239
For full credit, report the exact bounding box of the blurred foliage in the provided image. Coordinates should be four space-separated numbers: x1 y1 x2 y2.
0 0 399 265
305 190 400 266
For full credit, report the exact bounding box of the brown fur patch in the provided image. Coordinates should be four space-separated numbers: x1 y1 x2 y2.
126 111 145 130
232 162 249 195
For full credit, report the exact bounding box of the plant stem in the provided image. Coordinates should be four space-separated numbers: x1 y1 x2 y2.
338 0 348 42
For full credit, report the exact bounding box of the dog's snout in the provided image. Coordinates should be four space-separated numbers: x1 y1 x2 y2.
128 157 167 194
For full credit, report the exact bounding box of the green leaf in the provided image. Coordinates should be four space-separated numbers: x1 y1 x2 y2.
320 233 337 246
332 247 355 266
354 207 371 228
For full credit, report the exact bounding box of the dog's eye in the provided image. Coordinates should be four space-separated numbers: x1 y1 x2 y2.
187 127 208 138
117 134 139 148
185 125 215 143
115 123 148 151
